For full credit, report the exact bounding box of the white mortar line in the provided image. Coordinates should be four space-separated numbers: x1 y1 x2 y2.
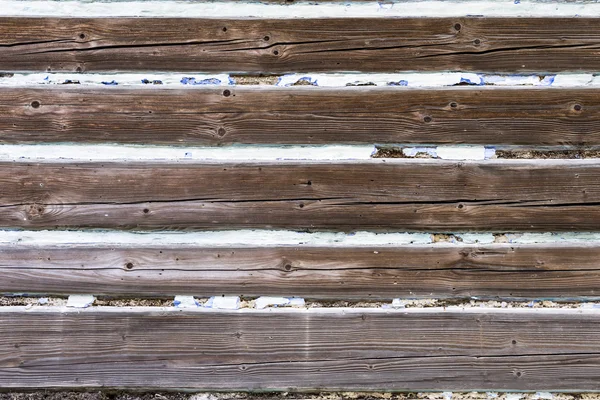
0 230 434 247
2 73 599 88
0 73 232 87
0 145 593 163
276 73 565 87
3 230 600 247
2 305 600 315
2 0 600 18
7 144 600 162
0 144 376 161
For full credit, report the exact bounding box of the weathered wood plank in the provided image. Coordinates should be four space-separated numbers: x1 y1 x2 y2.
3 243 600 299
2 18 600 73
2 307 600 390
1 160 600 231
1 86 597 145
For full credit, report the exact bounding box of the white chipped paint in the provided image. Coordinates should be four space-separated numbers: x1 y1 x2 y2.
255 296 291 309
0 230 433 247
254 297 305 309
401 147 438 158
66 294 96 308
533 393 554 400
505 394 523 400
288 297 306 307
459 233 496 244
435 146 487 160
551 74 595 87
579 303 600 309
503 232 600 244
3 1 600 18
484 147 497 159
206 296 240 309
481 74 555 86
0 144 375 162
398 146 493 160
173 295 199 308
37 297 49 305
391 298 406 308
189 395 221 400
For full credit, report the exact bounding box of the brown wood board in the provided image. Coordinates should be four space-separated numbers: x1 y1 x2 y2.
2 160 600 231
2 243 600 299
2 18 600 73
2 307 600 390
1 86 598 146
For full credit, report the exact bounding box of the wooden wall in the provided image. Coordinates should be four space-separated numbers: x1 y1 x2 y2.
1 0 600 393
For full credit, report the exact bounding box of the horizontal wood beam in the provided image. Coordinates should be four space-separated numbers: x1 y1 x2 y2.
1 160 600 231
2 307 600 390
2 18 600 73
2 243 600 299
0 86 597 146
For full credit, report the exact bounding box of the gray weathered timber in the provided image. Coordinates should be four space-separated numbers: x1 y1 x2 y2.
2 18 600 72
2 160 600 231
0 86 598 146
2 243 600 299
2 307 600 391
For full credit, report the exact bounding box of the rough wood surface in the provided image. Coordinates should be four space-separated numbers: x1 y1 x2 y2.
2 18 600 72
3 243 600 299
2 307 600 390
1 86 598 146
2 160 600 231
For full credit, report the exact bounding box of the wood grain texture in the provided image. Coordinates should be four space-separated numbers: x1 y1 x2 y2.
3 243 600 299
1 86 598 145
2 18 600 73
2 307 600 390
2 160 600 231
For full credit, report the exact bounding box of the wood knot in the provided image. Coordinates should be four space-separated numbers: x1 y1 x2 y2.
217 127 227 137
30 101 41 109
27 204 45 218
454 23 462 31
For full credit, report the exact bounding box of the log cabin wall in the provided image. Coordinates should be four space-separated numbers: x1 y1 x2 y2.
1 0 600 393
